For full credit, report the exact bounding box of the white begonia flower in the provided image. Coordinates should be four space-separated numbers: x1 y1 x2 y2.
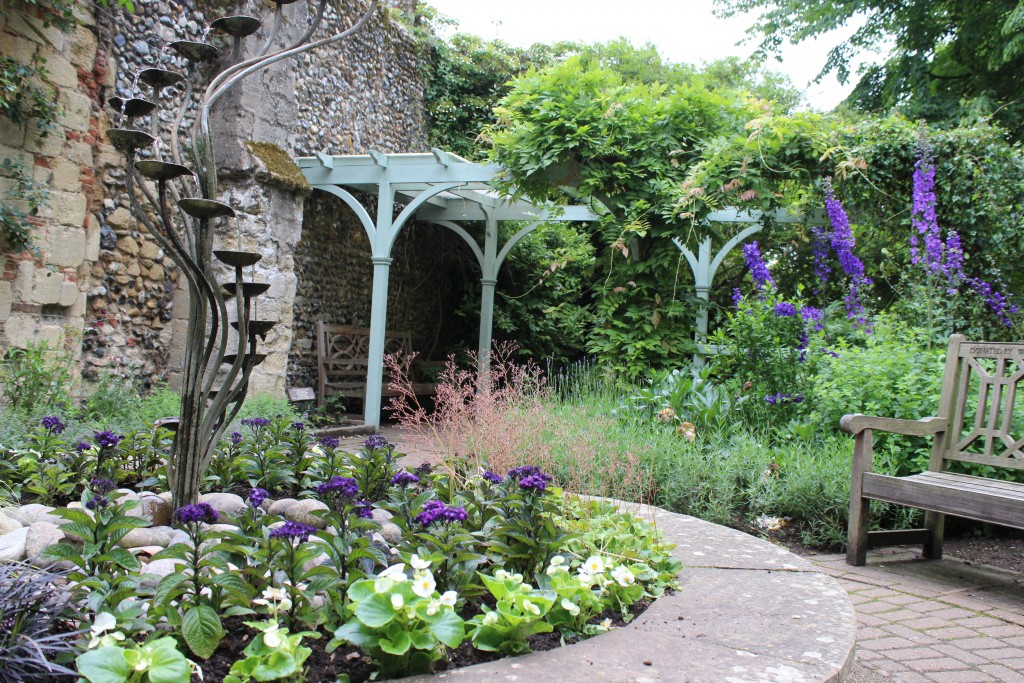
391 594 405 610
439 591 457 607
611 565 635 587
379 563 407 581
261 587 289 602
560 598 580 617
426 600 440 616
522 599 540 616
549 555 565 567
583 556 605 575
262 623 282 648
410 554 430 570
546 564 568 576
600 618 612 629
482 610 499 626
577 571 594 587
308 445 324 456
90 612 117 636
494 569 510 581
374 576 394 594
412 572 436 598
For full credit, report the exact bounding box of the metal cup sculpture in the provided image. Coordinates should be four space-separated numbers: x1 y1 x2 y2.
108 0 379 506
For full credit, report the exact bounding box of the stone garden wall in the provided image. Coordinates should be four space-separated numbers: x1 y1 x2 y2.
0 3 105 370
0 0 462 400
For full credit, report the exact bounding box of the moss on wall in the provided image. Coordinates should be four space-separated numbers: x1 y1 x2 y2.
244 140 311 194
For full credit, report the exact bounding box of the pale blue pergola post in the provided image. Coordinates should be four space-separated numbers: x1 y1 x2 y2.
364 177 396 431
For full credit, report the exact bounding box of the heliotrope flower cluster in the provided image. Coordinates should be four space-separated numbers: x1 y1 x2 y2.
77 441 93 453
482 471 502 485
93 431 124 449
364 434 389 451
174 502 219 525
355 500 374 519
414 499 468 527
41 416 65 435
391 471 419 488
230 431 243 445
89 478 116 494
506 465 553 484
519 474 549 493
248 487 269 508
316 476 359 498
85 495 109 510
319 436 339 449
290 422 304 432
269 521 316 543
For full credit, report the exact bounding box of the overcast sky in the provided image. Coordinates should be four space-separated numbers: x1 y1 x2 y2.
425 0 873 111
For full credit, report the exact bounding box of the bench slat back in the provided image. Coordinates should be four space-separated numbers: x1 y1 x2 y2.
317 322 411 372
934 335 1024 472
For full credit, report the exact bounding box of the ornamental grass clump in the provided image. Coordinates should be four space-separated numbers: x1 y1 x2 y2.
0 562 83 682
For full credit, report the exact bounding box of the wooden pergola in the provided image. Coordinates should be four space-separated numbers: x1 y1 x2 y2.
295 150 598 428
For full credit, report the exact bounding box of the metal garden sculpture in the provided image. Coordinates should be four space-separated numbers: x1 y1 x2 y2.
106 0 379 505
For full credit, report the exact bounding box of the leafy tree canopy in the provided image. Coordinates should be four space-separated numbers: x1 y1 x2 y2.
714 0 1024 137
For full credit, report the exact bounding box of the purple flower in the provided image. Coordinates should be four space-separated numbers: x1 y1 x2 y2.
799 306 825 333
391 472 419 488
355 500 374 519
76 441 92 453
823 179 871 329
519 474 549 493
364 435 388 451
810 226 832 292
482 471 502 485
763 393 804 406
248 487 269 508
241 417 270 434
414 499 468 527
41 416 65 435
319 436 339 449
731 288 743 308
89 478 116 494
94 431 123 449
317 476 359 498
415 463 433 477
230 432 243 445
290 422 304 432
174 502 219 525
773 302 797 317
85 495 109 510
269 521 317 543
820 348 840 358
506 465 553 483
742 241 774 290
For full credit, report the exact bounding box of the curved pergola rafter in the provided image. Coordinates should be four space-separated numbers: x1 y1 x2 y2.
297 150 598 428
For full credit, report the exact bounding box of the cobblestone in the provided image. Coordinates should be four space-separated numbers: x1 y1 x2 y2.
810 547 1024 683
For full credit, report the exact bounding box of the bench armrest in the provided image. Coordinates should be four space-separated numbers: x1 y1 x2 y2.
839 414 946 437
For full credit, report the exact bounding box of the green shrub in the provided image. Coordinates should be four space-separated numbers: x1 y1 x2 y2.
0 339 75 416
234 392 300 426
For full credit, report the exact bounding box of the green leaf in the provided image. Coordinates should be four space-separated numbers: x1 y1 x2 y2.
77 646 132 683
39 542 81 561
143 637 192 683
354 592 397 628
379 629 411 655
252 650 298 681
331 621 378 650
182 604 224 660
107 547 141 571
428 609 465 649
154 572 189 605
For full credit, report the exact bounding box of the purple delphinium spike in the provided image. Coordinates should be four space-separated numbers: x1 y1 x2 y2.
742 241 774 290
810 226 832 293
773 302 797 317
823 179 871 329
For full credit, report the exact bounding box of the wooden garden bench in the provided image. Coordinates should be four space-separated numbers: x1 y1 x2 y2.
315 322 439 408
842 334 1024 566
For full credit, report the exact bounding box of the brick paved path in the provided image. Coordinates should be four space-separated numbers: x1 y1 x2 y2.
811 549 1024 683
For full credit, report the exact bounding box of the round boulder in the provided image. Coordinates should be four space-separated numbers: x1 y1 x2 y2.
0 527 29 562
284 500 329 529
135 494 172 526
118 526 172 549
198 492 246 517
0 513 22 536
267 498 299 516
25 522 66 567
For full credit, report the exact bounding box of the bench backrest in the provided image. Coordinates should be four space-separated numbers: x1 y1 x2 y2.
316 322 411 378
933 334 1024 472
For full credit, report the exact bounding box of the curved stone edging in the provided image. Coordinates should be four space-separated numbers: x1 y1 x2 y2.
403 502 856 683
